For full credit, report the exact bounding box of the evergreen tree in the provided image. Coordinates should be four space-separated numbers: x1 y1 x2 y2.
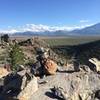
10 43 25 71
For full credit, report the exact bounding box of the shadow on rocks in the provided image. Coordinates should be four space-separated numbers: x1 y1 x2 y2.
45 91 64 100
57 70 75 74
0 73 22 100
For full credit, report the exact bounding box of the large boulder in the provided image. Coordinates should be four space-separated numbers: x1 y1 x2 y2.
0 69 35 99
44 59 58 75
17 69 34 90
18 76 38 100
1 70 31 92
2 73 22 94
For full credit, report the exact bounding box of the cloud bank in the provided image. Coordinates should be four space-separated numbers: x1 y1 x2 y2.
0 24 93 34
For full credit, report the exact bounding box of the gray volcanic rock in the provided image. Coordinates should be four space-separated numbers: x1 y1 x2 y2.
30 69 100 100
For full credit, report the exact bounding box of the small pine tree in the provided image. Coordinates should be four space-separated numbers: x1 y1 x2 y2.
10 43 25 71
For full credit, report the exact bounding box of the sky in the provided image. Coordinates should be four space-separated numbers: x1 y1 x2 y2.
0 0 100 32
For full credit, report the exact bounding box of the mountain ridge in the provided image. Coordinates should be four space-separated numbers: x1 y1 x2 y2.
0 23 100 36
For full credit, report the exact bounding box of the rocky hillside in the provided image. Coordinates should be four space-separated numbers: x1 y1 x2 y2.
52 40 100 65
0 36 100 100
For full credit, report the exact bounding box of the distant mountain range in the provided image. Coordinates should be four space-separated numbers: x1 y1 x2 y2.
13 30 68 36
1 23 100 36
71 23 100 35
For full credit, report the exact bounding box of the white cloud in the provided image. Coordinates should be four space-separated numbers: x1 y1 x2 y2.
0 29 18 34
80 20 89 23
0 24 93 34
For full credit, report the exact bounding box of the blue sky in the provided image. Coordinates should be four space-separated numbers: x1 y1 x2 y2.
0 0 100 30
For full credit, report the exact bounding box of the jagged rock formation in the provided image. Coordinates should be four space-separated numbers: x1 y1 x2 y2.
31 46 58 76
89 58 100 72
0 68 38 100
18 76 38 100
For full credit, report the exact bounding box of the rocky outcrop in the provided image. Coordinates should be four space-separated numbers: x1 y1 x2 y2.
89 58 100 72
0 68 36 99
30 68 100 100
31 46 58 76
18 76 38 100
2 73 23 94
